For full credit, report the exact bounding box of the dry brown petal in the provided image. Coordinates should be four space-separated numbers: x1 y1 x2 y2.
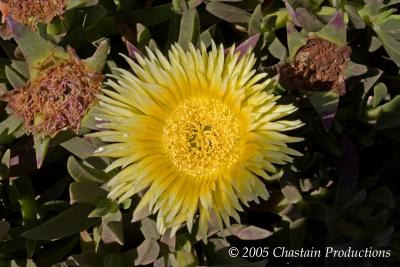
279 37 351 95
3 53 103 137
0 0 66 30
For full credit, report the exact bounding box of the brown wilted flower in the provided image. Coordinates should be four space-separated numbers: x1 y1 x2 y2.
0 0 66 31
279 37 351 95
2 51 103 137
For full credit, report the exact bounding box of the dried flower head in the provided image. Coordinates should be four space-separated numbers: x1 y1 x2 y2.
3 51 103 137
0 0 66 30
279 37 351 95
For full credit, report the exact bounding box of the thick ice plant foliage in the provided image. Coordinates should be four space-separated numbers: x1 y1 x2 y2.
91 43 304 240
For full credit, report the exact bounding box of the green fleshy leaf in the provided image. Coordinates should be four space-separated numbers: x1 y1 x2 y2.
120 4 173 28
295 7 324 32
369 187 395 209
69 181 107 205
0 115 24 145
172 0 188 14
373 15 400 67
372 83 388 108
178 8 200 51
33 135 50 169
67 156 110 183
199 25 216 48
176 238 198 267
268 36 287 61
62 137 109 168
344 61 368 78
88 199 118 218
5 66 26 88
309 91 340 132
362 68 383 97
83 39 110 73
0 220 10 241
7 18 68 79
369 35 382 52
376 112 400 131
137 24 151 48
67 0 99 10
290 218 306 249
140 218 160 240
0 149 10 180
345 5 366 29
35 236 78 267
10 60 29 79
248 4 262 36
315 11 346 45
206 2 250 23
287 22 307 61
15 176 38 257
21 203 99 240
303 0 324 10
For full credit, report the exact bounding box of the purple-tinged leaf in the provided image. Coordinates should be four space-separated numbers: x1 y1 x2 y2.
309 91 339 132
102 218 124 245
281 183 302 204
295 8 324 32
235 33 260 58
140 218 160 240
161 230 176 252
135 239 160 265
125 40 143 60
284 0 301 27
316 11 346 46
227 224 273 240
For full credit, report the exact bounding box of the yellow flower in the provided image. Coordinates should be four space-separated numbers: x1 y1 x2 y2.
91 43 303 240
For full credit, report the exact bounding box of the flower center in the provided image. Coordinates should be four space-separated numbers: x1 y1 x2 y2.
162 97 241 177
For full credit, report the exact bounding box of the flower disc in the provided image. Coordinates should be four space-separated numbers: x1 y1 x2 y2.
162 97 241 177
92 43 304 239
